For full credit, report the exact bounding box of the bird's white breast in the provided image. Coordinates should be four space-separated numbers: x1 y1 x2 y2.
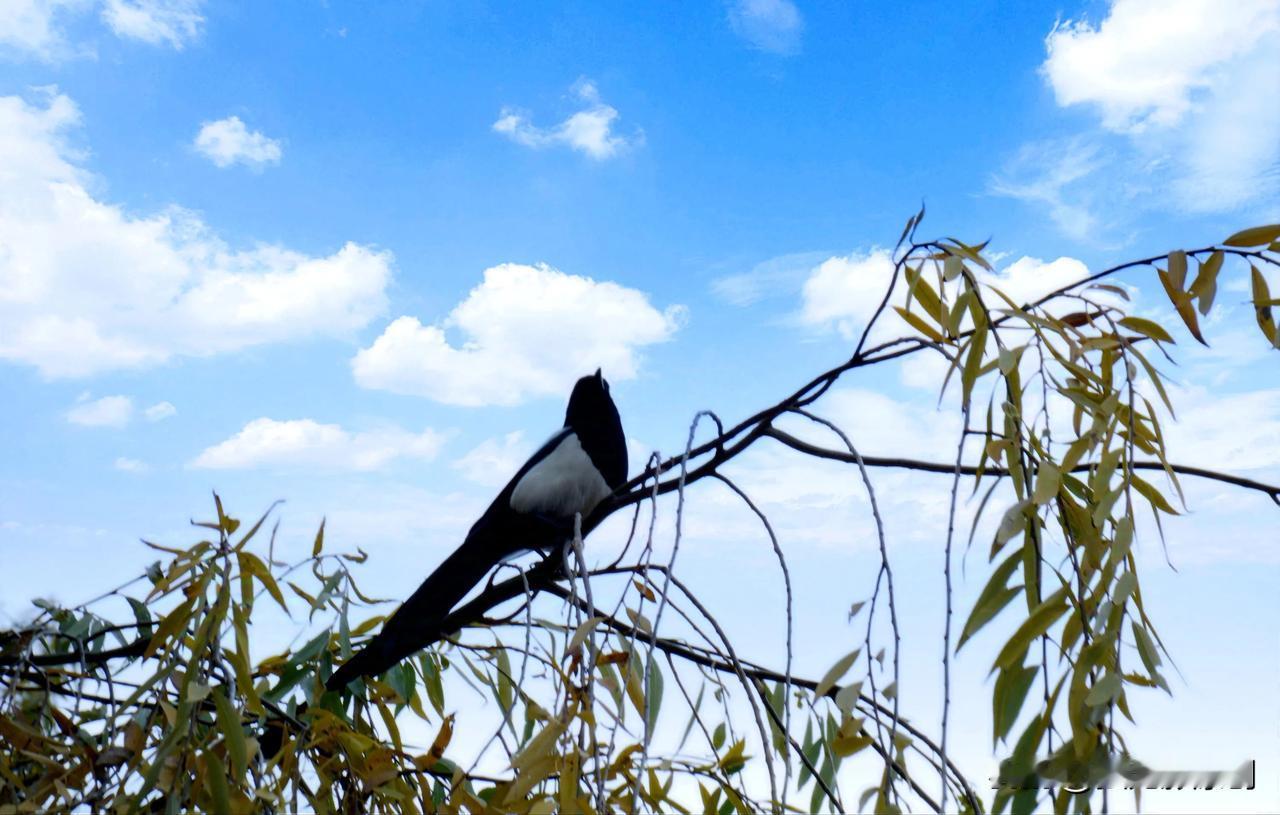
509 431 612 519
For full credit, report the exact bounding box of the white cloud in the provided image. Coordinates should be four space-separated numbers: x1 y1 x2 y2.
798 249 897 340
101 0 203 49
0 0 93 60
143 400 176 421
1037 0 1280 213
1043 0 1278 132
988 139 1108 241
683 388 965 550
0 0 203 60
799 248 1103 343
452 431 532 487
983 255 1094 306
353 262 684 406
193 116 282 169
1158 384 1280 472
711 250 830 306
191 418 447 471
493 80 641 160
114 456 148 472
67 394 133 427
0 92 391 378
727 0 803 55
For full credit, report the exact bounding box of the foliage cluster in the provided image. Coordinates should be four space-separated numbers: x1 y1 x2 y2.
3 219 1278 814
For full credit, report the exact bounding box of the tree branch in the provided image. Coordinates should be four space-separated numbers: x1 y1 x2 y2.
764 427 1280 505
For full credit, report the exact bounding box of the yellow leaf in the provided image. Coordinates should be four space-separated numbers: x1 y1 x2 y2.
633 578 656 601
1251 265 1277 341
904 265 946 324
1223 224 1280 247
1117 316 1173 344
1158 270 1207 345
565 616 603 658
943 255 964 281
814 649 860 698
1166 250 1187 290
831 729 872 758
716 739 749 774
425 713 454 764
961 323 988 404
1189 251 1223 314
1032 461 1060 505
1131 474 1179 515
624 607 652 635
144 595 195 658
559 751 581 812
893 305 947 343
238 552 289 614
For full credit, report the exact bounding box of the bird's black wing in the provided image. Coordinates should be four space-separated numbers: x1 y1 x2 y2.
325 429 575 690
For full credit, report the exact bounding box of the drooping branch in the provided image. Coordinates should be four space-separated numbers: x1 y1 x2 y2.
530 577 982 814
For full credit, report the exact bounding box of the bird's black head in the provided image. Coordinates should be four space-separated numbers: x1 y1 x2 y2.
565 369 628 489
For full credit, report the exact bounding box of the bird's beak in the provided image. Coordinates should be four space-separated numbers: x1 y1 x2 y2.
594 367 603 380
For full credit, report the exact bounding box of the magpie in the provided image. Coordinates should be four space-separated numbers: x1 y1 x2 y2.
325 369 627 691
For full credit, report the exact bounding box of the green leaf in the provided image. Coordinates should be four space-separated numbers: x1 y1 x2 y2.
834 681 863 716
212 688 247 780
144 595 195 658
495 647 514 718
814 649 860 698
993 588 1069 671
1084 671 1121 707
234 501 280 551
1088 283 1130 301
204 750 232 814
238 551 289 614
313 518 326 557
1117 316 1174 344
958 550 1023 650
127 596 154 638
993 664 1038 744
1131 622 1161 675
994 500 1030 548
420 656 443 715
1223 223 1280 247
645 654 665 733
1131 474 1179 515
676 683 705 753
1113 571 1137 607
565 616 603 657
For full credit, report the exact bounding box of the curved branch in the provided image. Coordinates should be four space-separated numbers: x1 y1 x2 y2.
536 580 981 813
764 427 1280 505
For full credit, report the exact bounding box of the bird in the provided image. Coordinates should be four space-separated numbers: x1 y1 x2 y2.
325 369 627 691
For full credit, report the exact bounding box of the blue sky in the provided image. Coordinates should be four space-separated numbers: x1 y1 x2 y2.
2 1 1279 811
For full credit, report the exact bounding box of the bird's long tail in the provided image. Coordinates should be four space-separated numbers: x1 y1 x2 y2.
325 529 500 691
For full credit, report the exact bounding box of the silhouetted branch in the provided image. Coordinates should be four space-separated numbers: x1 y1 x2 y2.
763 427 1280 505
